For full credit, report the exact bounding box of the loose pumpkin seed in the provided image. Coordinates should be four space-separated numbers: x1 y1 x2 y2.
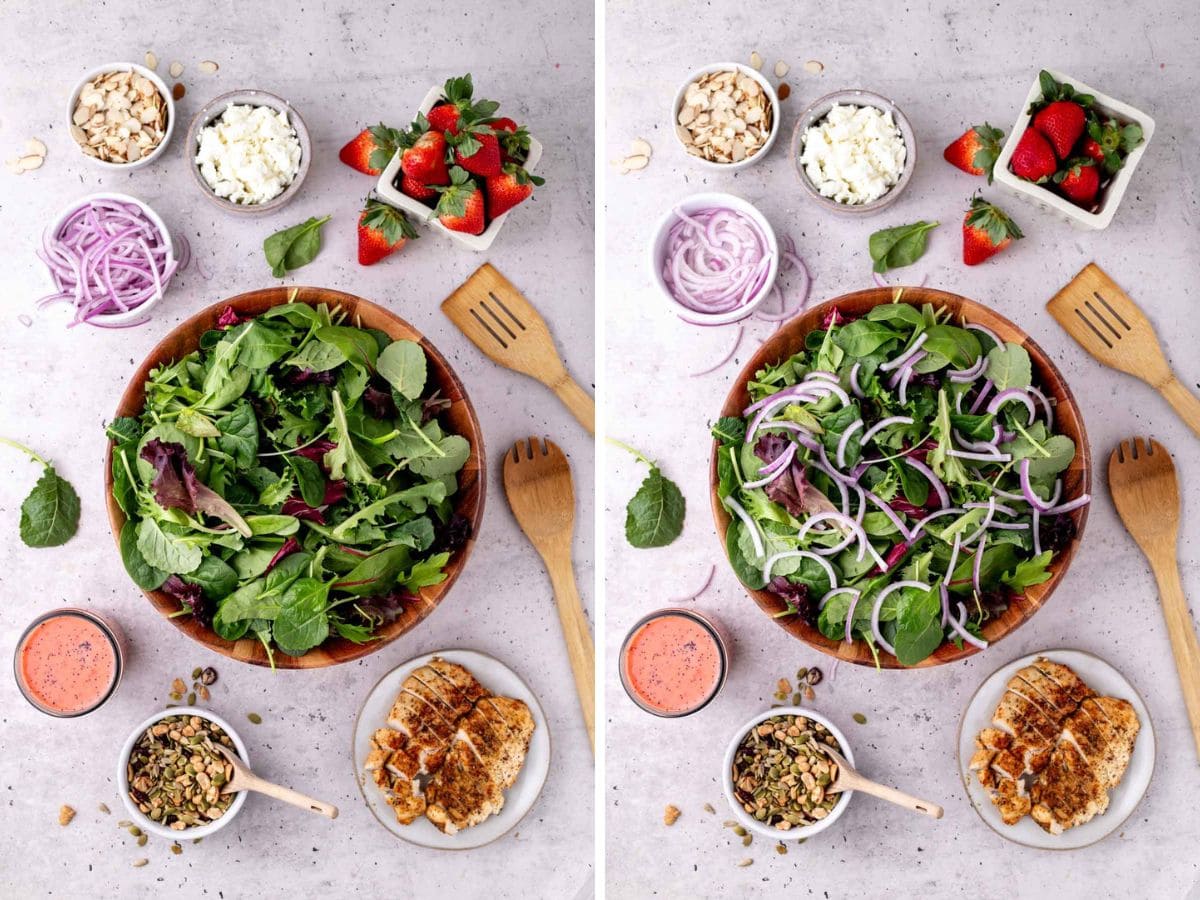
742 834 752 846
132 858 148 868
137 834 148 847
247 712 262 724
736 858 753 868
703 803 715 814
98 802 110 814
191 668 202 680
852 713 868 725
187 693 196 706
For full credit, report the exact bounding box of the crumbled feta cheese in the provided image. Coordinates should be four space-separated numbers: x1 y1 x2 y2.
799 104 906 205
195 104 302 205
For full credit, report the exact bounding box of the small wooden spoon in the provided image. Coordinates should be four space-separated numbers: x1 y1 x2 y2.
816 742 943 819
214 744 338 819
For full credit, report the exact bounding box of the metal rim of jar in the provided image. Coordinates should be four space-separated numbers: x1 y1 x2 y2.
13 608 124 718
618 607 729 718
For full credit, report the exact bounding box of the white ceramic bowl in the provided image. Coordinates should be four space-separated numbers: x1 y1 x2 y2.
993 69 1155 231
42 191 176 327
790 89 917 215
185 89 312 215
671 62 780 171
649 191 779 326
722 706 856 841
117 706 250 841
67 62 175 170
375 85 544 252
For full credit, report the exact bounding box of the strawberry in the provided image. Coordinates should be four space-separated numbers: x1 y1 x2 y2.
434 166 486 235
485 165 545 218
942 123 1004 182
357 200 417 266
399 173 438 203
1009 129 1057 183
1053 158 1100 206
962 195 1023 266
1079 137 1106 165
425 75 499 136
1032 100 1086 159
1082 117 1144 175
400 129 450 186
453 130 503 177
338 123 404 175
491 117 518 133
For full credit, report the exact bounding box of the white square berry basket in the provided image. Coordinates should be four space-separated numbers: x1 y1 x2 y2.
374 85 543 252
993 69 1154 231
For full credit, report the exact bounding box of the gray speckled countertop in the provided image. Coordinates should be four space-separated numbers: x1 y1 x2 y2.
0 1 594 897
603 1 1200 898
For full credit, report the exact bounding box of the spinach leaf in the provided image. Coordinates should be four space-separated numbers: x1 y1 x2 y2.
868 221 939 273
1025 435 1075 479
111 442 139 517
833 319 899 357
920 324 981 370
377 340 427 399
273 578 331 656
892 585 944 665
711 417 747 444
866 303 924 328
0 439 81 548
136 517 202 574
235 321 295 369
120 520 168 590
287 454 326 507
184 554 238 599
333 545 410 597
263 215 331 277
216 403 259 469
315 326 379 371
726 521 766 589
287 338 347 372
176 408 221 438
613 440 686 549
986 342 1032 390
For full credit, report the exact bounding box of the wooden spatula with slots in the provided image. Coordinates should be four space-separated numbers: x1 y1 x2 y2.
1108 437 1200 760
443 264 594 434
1047 263 1200 438
503 437 595 751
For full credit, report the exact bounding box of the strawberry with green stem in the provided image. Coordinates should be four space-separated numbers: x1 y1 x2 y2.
339 123 405 176
357 199 417 265
400 119 450 186
1082 117 1144 175
1010 128 1057 183
962 195 1023 266
434 166 486 235
943 123 1004 182
451 125 503 178
1053 158 1100 206
486 165 545 218
426 74 500 136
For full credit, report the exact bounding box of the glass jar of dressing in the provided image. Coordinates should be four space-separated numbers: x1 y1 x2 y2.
619 608 729 717
14 608 125 717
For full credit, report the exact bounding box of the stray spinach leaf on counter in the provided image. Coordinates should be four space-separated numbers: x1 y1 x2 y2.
105 294 473 664
263 215 332 277
0 437 80 548
611 439 685 548
868 221 939 273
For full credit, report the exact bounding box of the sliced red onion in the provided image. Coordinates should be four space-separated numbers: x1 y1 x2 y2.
800 379 852 407
852 484 867 524
1032 508 1042 556
1027 384 1055 426
744 442 797 489
903 457 949 508
969 379 994 414
908 507 966 540
887 350 927 389
965 500 1019 517
819 586 857 611
1043 494 1091 516
954 424 1001 453
662 207 773 317
965 322 1002 351
861 415 913 446
990 522 1029 530
724 496 764 559
951 601 989 649
945 533 963 585
972 532 987 595
897 363 917 405
800 512 862 556
961 498 997 544
744 384 818 416
947 447 1012 462
939 582 950 628
949 354 987 383
819 587 862 642
762 550 837 588
879 331 929 372
761 421 821 452
987 388 1036 423
812 451 851 513
1018 459 1062 512
871 580 930 657
835 419 864 469
849 362 865 398
863 489 912 542
668 565 716 603
690 325 743 377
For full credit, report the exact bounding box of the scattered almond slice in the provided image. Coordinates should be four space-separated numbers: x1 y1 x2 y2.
17 155 43 171
6 158 24 174
144 51 158 71
197 60 219 75
620 154 649 173
169 61 184 78
25 137 47 158
749 51 763 71
804 59 824 74
774 60 790 78
630 137 652 159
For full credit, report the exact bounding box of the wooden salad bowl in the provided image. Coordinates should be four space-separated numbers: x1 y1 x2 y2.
104 287 486 669
709 286 1091 669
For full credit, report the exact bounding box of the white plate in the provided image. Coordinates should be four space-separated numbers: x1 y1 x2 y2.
352 648 550 850
956 648 1155 850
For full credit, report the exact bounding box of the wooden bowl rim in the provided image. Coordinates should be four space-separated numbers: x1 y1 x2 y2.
103 286 486 669
708 286 1092 669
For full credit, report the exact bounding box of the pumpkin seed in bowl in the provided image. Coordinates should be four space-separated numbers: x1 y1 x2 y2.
126 714 236 830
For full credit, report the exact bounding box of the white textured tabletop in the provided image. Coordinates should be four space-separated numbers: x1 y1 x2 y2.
0 2 594 897
604 2 1200 898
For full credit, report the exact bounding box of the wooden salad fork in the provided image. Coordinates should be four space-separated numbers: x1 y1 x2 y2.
1047 263 1200 438
502 437 595 751
814 742 944 820
213 744 338 819
442 264 595 435
1108 437 1200 760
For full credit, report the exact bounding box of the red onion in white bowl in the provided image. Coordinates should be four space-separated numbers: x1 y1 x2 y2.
36 192 177 328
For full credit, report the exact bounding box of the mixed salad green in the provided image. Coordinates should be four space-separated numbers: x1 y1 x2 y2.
107 296 471 664
713 298 1089 666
